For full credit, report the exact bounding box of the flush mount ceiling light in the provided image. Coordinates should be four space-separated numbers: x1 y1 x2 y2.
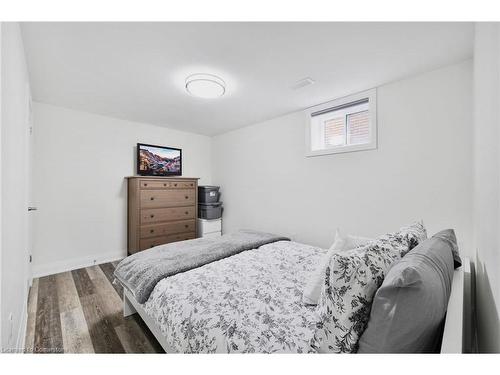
185 73 226 99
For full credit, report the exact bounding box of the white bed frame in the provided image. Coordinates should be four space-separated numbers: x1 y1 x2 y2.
123 257 471 354
440 257 470 353
124 288 174 352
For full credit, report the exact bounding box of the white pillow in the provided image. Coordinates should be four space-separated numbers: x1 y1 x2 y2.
302 229 373 305
342 233 374 250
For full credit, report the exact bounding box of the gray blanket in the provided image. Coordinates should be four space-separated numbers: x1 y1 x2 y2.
114 230 289 303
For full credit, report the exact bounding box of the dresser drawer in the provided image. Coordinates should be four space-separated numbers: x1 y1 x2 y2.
139 231 196 250
141 206 196 224
176 181 196 188
140 179 196 189
140 219 195 239
140 189 195 208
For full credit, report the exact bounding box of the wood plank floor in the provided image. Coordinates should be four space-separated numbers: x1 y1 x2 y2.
25 261 164 353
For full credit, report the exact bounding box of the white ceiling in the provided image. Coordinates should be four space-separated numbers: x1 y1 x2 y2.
21 22 474 136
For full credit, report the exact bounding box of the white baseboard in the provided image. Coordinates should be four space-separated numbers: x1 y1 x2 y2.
32 251 126 278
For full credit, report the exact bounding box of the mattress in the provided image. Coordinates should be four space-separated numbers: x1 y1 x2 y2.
142 240 327 353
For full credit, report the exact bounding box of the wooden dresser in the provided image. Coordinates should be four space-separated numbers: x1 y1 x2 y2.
127 176 199 254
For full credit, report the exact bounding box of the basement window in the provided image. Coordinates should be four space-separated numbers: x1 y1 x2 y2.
305 89 377 156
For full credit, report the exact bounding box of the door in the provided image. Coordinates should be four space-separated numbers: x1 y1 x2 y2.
26 84 35 287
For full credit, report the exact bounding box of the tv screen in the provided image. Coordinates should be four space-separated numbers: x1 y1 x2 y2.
137 143 182 176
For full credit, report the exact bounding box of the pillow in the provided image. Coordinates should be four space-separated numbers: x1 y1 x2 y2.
309 221 428 353
433 229 462 268
310 240 401 353
302 229 373 305
342 233 374 250
377 220 427 257
357 229 457 353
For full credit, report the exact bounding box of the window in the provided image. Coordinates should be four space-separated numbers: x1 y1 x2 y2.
305 89 377 156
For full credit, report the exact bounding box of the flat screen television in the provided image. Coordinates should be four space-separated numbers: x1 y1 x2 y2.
137 143 182 176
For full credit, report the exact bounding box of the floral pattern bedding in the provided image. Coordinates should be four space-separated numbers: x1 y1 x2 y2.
310 242 401 353
310 221 428 353
143 240 327 353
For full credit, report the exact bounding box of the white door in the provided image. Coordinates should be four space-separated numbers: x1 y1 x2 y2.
26 85 35 287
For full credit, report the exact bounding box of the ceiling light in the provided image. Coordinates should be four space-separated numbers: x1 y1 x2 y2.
185 73 226 99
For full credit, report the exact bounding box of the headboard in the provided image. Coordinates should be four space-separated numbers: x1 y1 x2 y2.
440 257 471 353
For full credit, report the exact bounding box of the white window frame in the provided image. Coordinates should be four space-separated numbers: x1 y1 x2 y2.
305 88 377 157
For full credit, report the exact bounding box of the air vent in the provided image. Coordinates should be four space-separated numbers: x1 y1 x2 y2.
291 77 315 90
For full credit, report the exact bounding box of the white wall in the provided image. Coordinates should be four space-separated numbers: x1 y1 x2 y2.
32 103 212 277
213 61 474 256
473 23 500 353
1 23 31 350
0 21 3 350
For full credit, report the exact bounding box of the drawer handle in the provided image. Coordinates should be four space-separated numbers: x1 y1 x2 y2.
190 183 193 186
150 197 155 201
164 183 167 187
185 211 188 215
144 183 148 187
150 214 155 218
185 196 188 199
185 224 189 228
150 229 154 233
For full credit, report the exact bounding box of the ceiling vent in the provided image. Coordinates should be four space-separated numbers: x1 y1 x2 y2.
291 77 315 90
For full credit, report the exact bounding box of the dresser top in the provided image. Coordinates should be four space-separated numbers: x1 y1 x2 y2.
125 176 199 180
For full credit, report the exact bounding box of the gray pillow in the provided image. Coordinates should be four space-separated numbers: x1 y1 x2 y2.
357 229 457 353
433 229 462 268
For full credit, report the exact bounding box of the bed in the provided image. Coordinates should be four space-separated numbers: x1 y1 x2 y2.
117 232 470 354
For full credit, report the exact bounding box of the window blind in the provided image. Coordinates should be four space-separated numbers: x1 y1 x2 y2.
347 110 370 145
324 117 345 146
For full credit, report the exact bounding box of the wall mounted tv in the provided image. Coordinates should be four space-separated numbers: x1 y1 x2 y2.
137 143 182 176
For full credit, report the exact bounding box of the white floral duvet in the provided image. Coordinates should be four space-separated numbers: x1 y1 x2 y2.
142 240 327 353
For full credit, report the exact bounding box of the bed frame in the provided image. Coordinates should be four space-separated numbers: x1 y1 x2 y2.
123 288 174 352
440 257 471 353
123 257 472 354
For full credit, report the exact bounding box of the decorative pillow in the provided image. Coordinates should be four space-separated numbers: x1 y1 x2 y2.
310 221 428 353
302 229 373 306
310 240 401 353
342 233 374 250
377 221 427 257
357 229 457 353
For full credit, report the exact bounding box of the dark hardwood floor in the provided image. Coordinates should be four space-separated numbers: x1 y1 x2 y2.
25 261 163 353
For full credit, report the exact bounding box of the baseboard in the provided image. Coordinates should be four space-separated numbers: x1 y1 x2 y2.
32 251 126 278
15 297 28 353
